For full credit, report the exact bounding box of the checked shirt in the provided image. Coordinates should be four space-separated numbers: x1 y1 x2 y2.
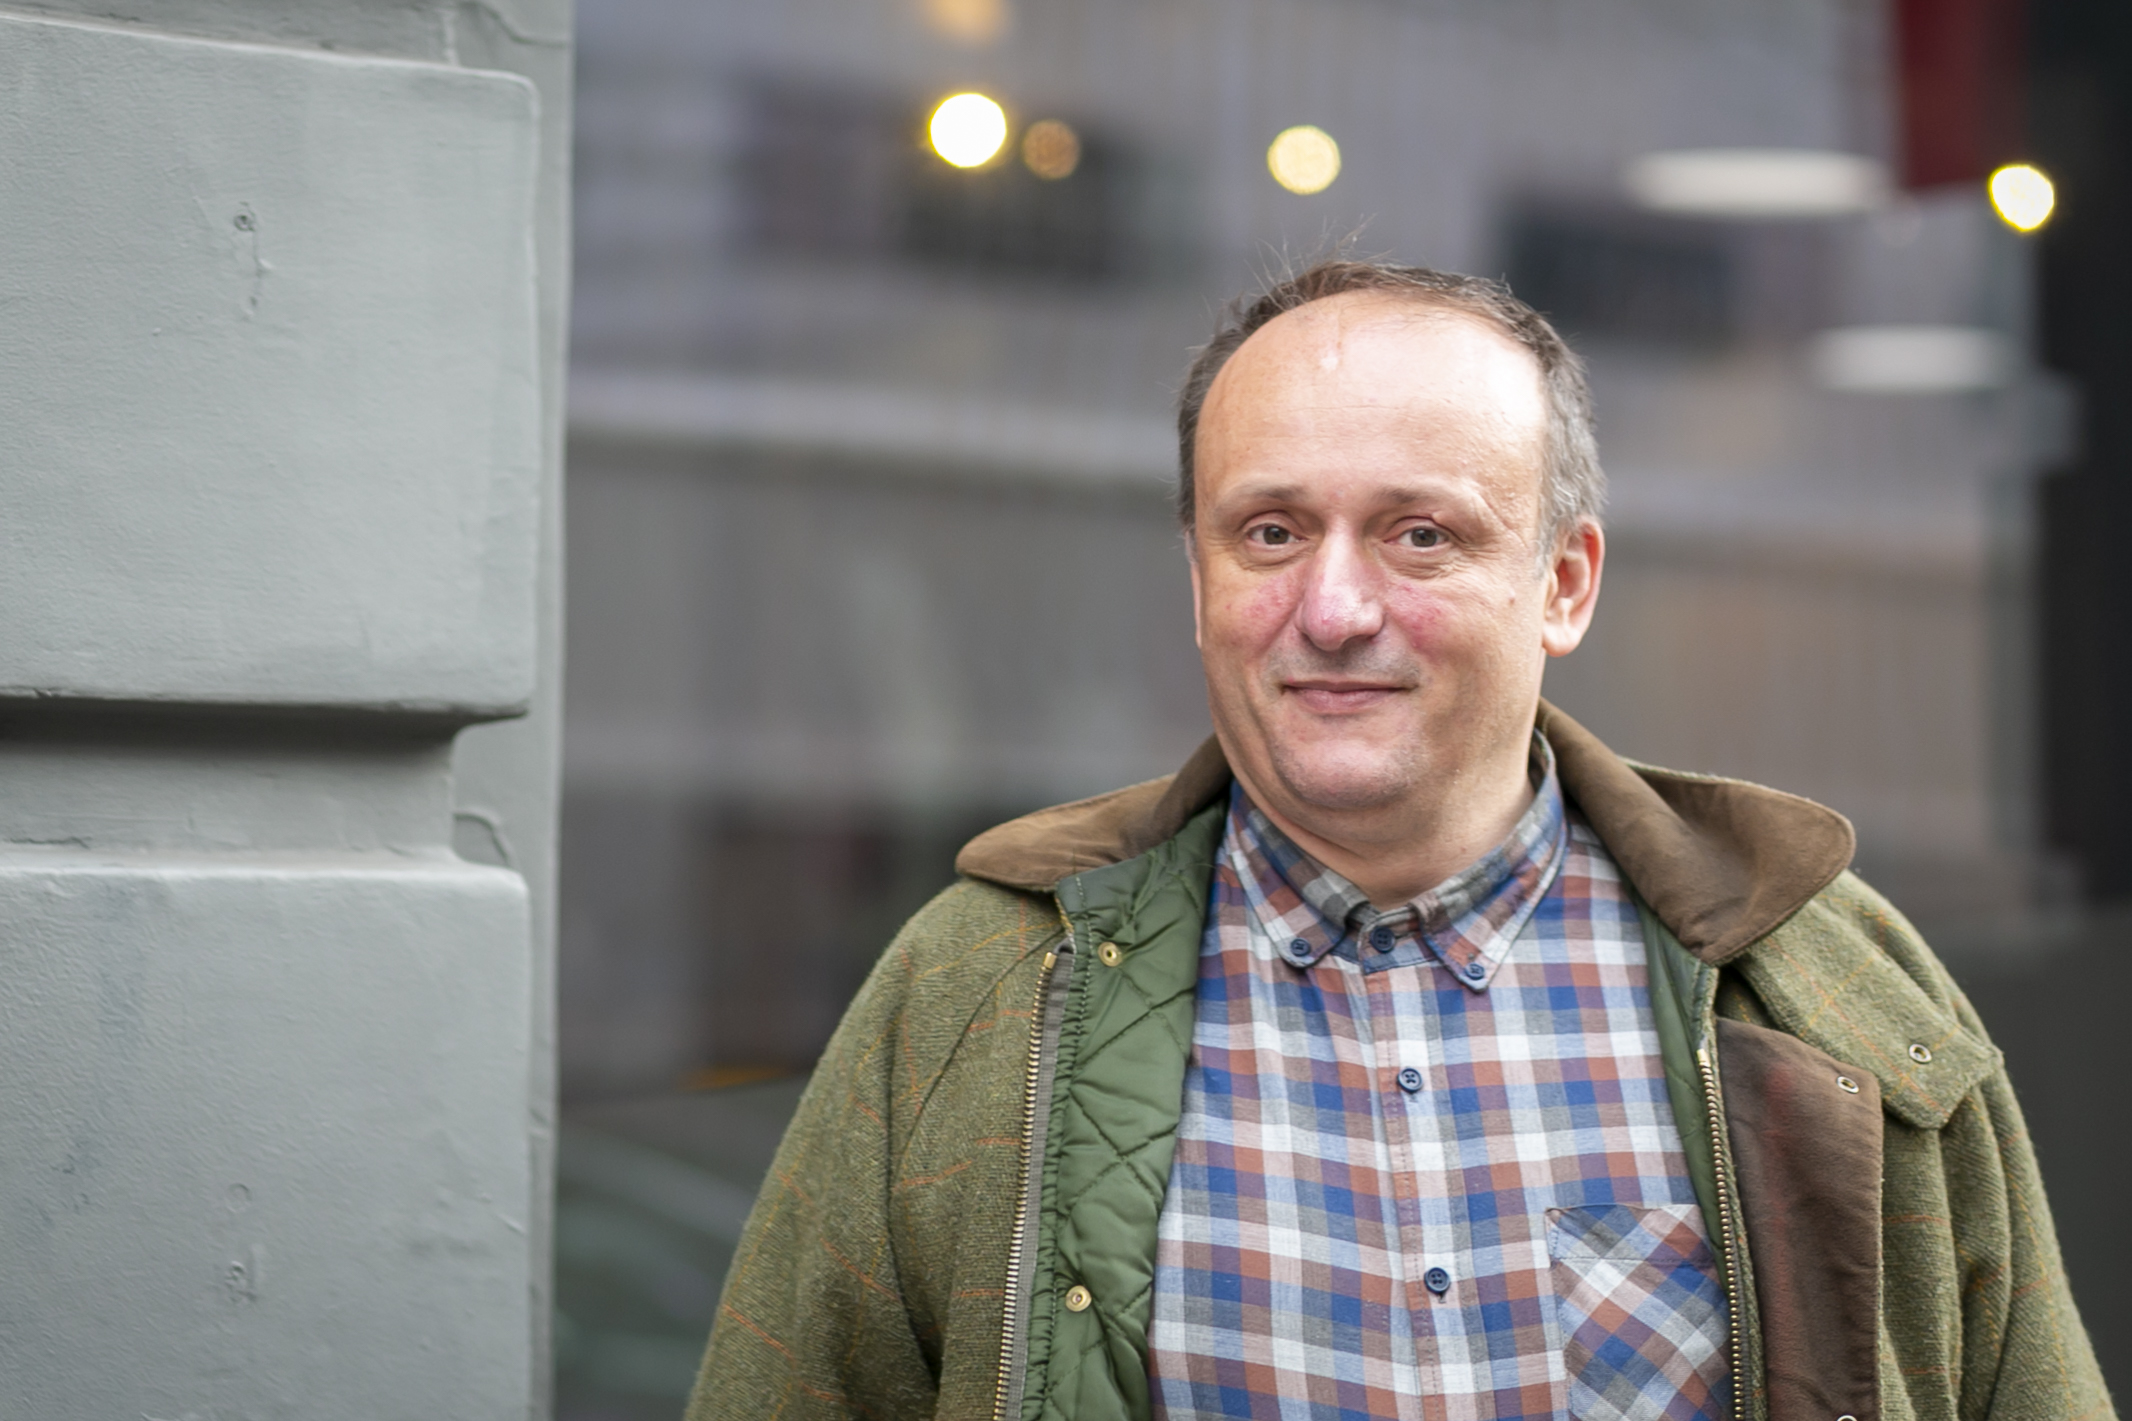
1145 736 1729 1421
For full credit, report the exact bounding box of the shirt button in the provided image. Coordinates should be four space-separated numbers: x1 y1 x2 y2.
1462 960 1486 981
1287 938 1312 963
1368 925 1395 952
1423 1266 1451 1295
1396 1067 1423 1093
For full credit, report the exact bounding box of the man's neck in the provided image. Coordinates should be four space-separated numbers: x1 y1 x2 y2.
1235 748 1538 910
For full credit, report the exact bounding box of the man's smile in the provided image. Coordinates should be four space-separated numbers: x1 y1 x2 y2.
1283 679 1409 713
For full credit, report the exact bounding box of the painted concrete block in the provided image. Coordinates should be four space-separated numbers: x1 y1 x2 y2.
0 15 541 716
0 854 532 1416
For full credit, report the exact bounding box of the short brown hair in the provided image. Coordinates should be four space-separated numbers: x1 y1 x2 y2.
1176 260 1605 550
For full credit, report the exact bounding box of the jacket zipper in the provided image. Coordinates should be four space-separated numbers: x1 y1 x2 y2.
1695 1034 1745 1418
994 931 1074 1421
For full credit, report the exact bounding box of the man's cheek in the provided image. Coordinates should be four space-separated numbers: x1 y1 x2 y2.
1236 575 1296 643
1208 574 1296 650
1384 587 1454 650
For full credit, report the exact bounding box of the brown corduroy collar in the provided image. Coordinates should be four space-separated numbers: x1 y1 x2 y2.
954 700 1855 967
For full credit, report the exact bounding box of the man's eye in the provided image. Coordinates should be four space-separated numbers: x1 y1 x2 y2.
1251 525 1294 546
1403 526 1445 549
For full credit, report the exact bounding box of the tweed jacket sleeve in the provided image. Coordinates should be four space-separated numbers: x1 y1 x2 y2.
1725 872 2114 1421
686 878 1061 1421
1917 989 2112 1420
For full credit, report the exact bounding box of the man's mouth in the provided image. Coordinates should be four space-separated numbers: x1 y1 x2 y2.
1284 681 1405 713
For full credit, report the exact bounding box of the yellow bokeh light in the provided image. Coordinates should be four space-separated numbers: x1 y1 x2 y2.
929 93 1008 168
1268 125 1341 195
1022 119 1081 180
1988 163 2055 232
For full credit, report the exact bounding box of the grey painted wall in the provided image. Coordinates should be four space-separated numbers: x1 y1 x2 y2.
0 1 569 1414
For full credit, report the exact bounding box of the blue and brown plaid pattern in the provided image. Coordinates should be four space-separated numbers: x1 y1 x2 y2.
1549 1204 1729 1421
1146 738 1729 1420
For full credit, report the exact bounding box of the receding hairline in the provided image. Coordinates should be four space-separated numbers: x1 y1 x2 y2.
1176 258 1607 548
1191 292 1557 512
1202 289 1552 406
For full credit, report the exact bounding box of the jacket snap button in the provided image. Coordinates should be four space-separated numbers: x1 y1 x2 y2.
1065 1284 1093 1313
1097 941 1124 968
1908 1043 1933 1064
1836 1075 1861 1094
1837 1414 1859 1421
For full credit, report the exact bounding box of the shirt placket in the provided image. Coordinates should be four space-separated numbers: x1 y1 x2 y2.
1362 916 1453 1421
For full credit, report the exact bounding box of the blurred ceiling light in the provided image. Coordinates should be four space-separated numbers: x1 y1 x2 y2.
929 93 1008 168
1808 325 2012 394
1268 125 1341 195
1022 120 1081 180
922 0 1008 46
1988 163 2054 231
1624 148 1888 218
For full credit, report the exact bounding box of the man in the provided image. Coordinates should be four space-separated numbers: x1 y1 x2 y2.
688 262 2112 1420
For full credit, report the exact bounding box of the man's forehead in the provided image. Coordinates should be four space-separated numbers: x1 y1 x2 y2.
1190 292 1552 539
1204 295 1547 445
1210 295 1544 419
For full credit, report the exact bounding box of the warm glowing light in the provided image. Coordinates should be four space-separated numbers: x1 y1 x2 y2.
1022 120 1081 180
1989 164 2054 231
929 93 1009 168
1267 125 1340 195
922 0 1007 46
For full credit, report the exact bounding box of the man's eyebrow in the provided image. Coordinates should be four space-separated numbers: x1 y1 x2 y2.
1213 481 1306 507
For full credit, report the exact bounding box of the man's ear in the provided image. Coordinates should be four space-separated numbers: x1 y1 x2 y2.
1540 518 1603 658
1185 526 1204 650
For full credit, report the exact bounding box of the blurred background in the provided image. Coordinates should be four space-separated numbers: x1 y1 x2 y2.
549 0 2132 1412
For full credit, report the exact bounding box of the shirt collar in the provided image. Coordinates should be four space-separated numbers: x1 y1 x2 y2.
1226 730 1569 990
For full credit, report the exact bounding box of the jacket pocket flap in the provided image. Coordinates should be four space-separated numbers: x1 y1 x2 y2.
1735 886 1999 1131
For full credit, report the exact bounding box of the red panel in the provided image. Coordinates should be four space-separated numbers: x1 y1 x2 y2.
1895 0 2030 188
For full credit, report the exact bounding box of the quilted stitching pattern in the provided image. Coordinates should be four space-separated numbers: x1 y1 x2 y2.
1027 804 1224 1421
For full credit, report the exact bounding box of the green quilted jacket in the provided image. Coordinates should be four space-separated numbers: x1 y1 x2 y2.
688 705 2113 1421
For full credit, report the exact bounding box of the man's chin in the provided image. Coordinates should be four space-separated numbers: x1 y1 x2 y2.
1263 743 1420 815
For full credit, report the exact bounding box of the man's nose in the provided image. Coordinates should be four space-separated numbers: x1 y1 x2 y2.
1295 534 1386 650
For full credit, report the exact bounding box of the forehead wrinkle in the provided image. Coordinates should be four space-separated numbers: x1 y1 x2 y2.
1212 474 1477 518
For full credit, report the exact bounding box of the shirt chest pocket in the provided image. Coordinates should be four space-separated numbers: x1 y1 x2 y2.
1546 1202 1730 1421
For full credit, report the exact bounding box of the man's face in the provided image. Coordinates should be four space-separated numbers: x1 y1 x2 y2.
1189 292 1595 829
